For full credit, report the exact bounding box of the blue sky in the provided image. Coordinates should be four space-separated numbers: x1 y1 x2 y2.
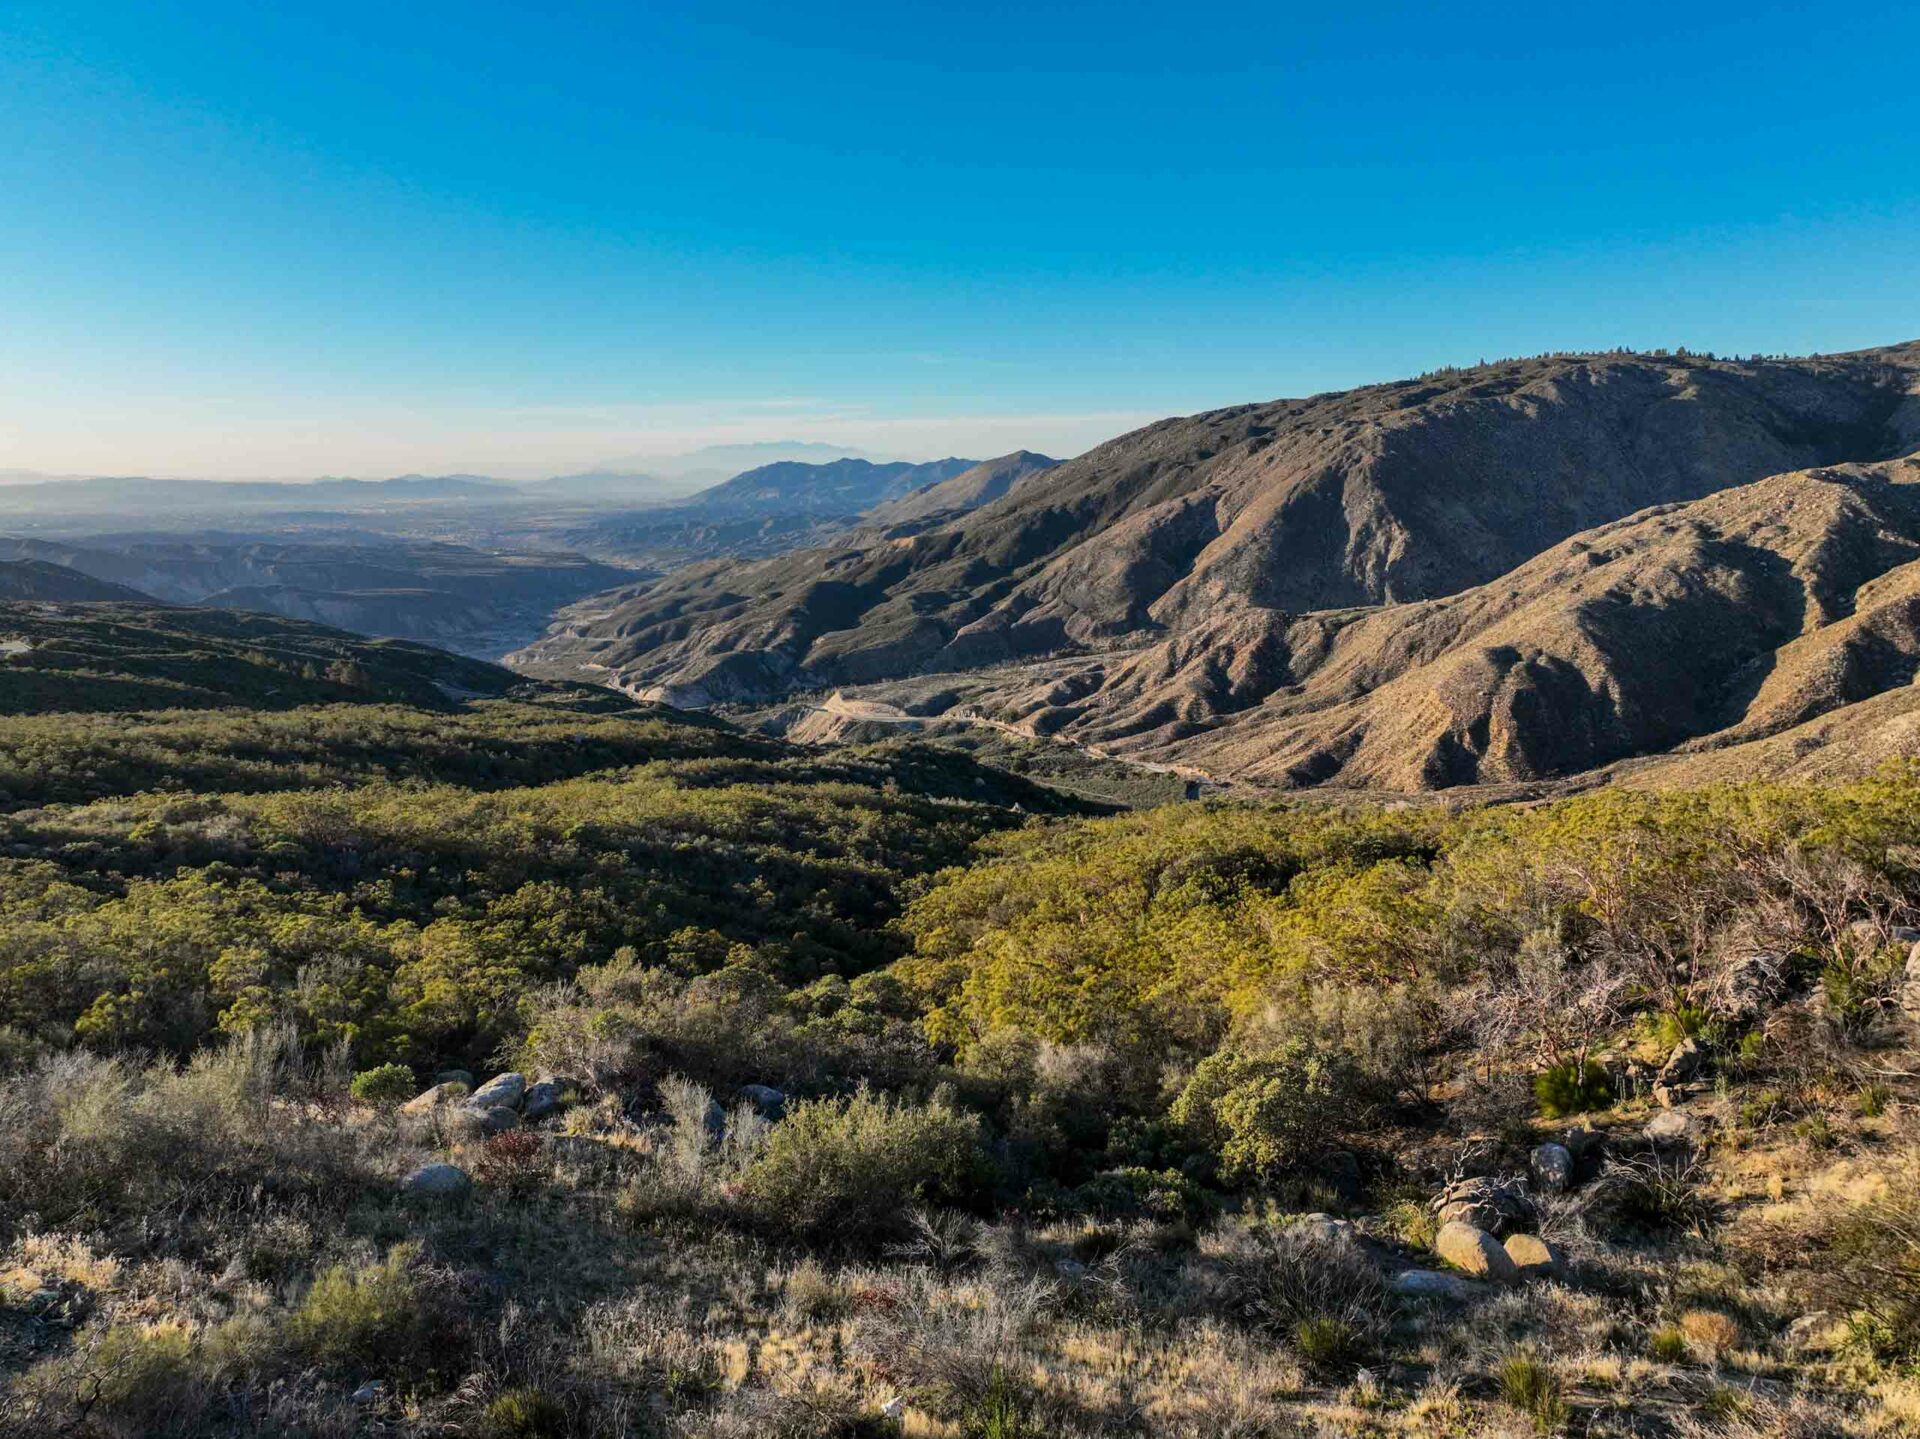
2 1 1916 477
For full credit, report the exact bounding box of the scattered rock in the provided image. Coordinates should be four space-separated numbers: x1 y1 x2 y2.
450 1103 520 1136
880 1397 907 1420
1615 1057 1655 1099
1653 1079 1709 1109
1054 1258 1088 1280
1658 1037 1705 1085
1503 1233 1564 1280
1388 1268 1483 1301
351 1380 385 1405
703 1097 727 1141
400 1163 472 1198
1901 945 1920 1018
1709 952 1788 1025
1530 1142 1574 1194
521 1081 566 1123
1560 1124 1604 1159
467 1072 527 1110
1317 1149 1364 1202
739 1084 787 1119
400 1081 466 1116
1644 1109 1705 1146
1783 1311 1838 1354
1433 1222 1521 1285
1287 1213 1355 1245
1434 1176 1537 1236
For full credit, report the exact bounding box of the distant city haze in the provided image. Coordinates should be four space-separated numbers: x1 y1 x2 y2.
2 2 1917 477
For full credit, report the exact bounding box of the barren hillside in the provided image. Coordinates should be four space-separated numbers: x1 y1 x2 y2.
512 346 1920 785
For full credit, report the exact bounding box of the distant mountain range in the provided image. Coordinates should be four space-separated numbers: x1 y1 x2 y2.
509 342 1920 794
0 445 944 526
551 453 1057 569
0 536 633 659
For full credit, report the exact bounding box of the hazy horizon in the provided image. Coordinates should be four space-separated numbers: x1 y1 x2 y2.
4 2 1918 478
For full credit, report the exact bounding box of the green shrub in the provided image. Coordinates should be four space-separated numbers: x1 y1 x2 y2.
970 1365 1037 1439
1294 1315 1364 1375
482 1386 570 1439
742 1087 987 1240
1533 1060 1612 1118
1170 1043 1357 1183
349 1062 416 1107
285 1244 433 1370
1069 1166 1208 1224
1647 1001 1718 1052
1648 1325 1688 1362
1498 1351 1569 1435
1381 1197 1437 1251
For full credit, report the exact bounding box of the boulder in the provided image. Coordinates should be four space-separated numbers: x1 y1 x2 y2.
1708 952 1787 1025
400 1163 472 1198
1658 1037 1705 1085
1434 1176 1537 1237
1902 945 1920 1018
467 1072 527 1110
1433 1221 1521 1285
1530 1142 1574 1194
400 1081 466 1116
702 1097 727 1141
1503 1234 1564 1280
476 1105 521 1133
450 1104 520 1136
1560 1124 1604 1160
738 1084 787 1120
1653 1079 1709 1109
1644 1109 1705 1146
521 1081 566 1123
1389 1268 1484 1301
1783 1311 1838 1354
433 1069 475 1091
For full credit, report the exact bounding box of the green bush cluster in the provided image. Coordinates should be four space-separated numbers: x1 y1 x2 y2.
742 1087 988 1240
1170 1043 1357 1182
350 1062 416 1107
1533 1059 1613 1118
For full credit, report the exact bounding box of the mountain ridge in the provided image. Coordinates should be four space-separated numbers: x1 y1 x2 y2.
511 346 1920 741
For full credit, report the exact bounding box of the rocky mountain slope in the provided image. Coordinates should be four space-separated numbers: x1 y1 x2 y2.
1019 456 1920 788
512 347 1920 742
861 450 1058 527
686 455 977 517
555 455 987 569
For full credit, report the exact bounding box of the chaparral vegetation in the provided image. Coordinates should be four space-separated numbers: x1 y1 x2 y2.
4 657 1920 1437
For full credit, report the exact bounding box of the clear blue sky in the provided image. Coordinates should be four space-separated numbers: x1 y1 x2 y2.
2 1 1916 477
